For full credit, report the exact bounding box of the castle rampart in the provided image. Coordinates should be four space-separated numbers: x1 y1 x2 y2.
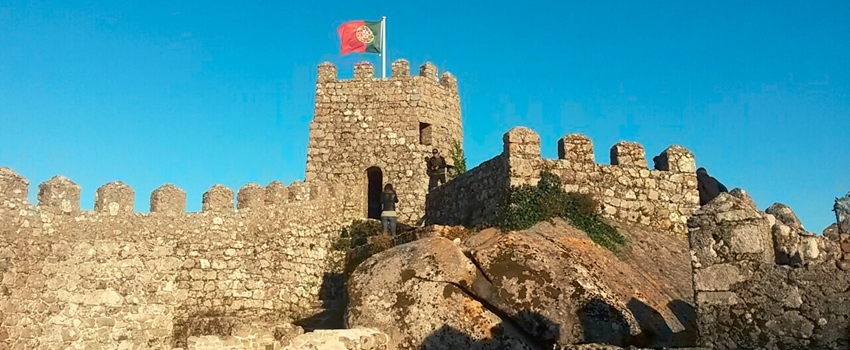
0 167 353 349
688 193 849 349
426 127 700 235
306 60 463 224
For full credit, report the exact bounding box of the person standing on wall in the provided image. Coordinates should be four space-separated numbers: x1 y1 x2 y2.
697 167 728 206
381 183 399 236
427 148 447 191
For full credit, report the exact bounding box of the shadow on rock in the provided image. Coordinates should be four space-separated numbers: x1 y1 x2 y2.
420 310 560 350
418 299 699 349
577 298 630 345
625 298 698 347
667 299 698 346
626 298 671 347
293 272 347 331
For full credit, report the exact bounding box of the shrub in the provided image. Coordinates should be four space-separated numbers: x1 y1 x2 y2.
369 233 394 255
497 170 627 254
448 140 467 179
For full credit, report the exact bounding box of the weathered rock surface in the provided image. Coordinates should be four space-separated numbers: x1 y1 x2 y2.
347 219 697 349
689 193 850 350
728 187 757 209
766 202 804 231
346 237 535 350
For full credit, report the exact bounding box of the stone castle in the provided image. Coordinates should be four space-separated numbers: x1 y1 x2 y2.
1 59 848 349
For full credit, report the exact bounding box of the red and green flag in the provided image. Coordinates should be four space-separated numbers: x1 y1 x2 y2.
338 20 383 55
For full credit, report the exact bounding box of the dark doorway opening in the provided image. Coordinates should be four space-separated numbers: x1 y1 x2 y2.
366 167 383 219
419 122 432 145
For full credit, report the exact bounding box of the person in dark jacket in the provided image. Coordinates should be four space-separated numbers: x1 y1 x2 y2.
697 167 728 206
380 183 399 236
427 148 447 191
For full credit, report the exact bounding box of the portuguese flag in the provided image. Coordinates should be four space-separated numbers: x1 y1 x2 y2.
338 20 382 55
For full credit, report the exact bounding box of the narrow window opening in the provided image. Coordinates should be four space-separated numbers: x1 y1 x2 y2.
419 122 433 145
366 167 383 219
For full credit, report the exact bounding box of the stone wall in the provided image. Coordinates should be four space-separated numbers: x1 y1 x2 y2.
306 59 463 224
0 168 353 349
688 193 850 349
424 154 509 227
425 127 700 235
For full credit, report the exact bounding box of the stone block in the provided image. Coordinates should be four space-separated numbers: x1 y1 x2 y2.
94 181 135 215
37 175 81 214
610 141 648 168
727 224 765 254
696 291 741 306
557 133 594 164
419 62 438 82
655 145 695 173
391 59 410 77
265 181 289 206
151 184 186 215
502 127 541 158
690 193 774 265
317 62 337 82
0 167 28 203
202 185 234 212
288 181 310 202
439 72 457 90
237 183 265 210
353 61 374 80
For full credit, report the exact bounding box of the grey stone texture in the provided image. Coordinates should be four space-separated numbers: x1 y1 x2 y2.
0 167 355 349
427 127 700 236
306 59 463 224
423 155 509 228
688 193 850 349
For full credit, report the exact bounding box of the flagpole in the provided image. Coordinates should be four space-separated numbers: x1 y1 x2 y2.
381 16 387 78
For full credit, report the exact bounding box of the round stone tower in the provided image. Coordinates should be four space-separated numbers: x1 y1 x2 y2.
305 59 463 224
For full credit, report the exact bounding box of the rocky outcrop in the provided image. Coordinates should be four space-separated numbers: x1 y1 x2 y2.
347 219 697 349
824 201 850 271
345 237 535 350
765 202 804 231
765 203 841 267
728 187 757 210
689 193 850 349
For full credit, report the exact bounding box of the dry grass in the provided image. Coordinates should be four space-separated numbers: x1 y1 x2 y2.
441 226 478 242
369 233 394 254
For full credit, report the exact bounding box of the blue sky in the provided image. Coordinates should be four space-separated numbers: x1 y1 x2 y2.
1 1 848 231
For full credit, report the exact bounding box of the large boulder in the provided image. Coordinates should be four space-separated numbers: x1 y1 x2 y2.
347 219 697 349
461 227 631 346
345 237 535 350
765 202 804 231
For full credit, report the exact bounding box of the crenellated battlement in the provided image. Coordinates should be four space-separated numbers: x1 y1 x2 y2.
316 59 458 92
0 166 356 349
427 126 700 235
307 58 463 224
504 127 696 172
0 167 344 218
